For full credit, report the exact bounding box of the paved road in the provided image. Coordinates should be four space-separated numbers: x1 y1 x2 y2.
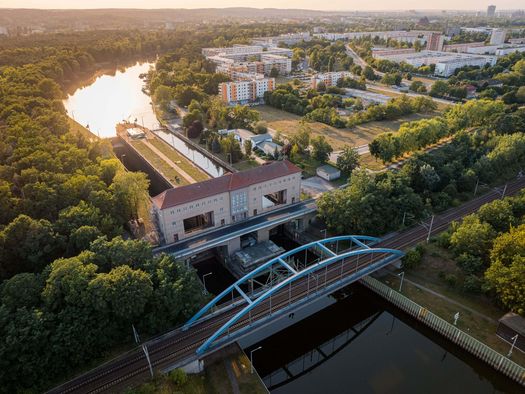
49 176 525 394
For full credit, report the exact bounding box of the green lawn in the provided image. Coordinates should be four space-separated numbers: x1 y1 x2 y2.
148 138 210 182
130 141 190 186
257 105 437 151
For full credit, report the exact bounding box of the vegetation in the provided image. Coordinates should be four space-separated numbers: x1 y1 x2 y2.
0 29 210 392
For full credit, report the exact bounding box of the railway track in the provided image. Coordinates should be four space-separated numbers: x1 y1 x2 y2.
49 177 525 393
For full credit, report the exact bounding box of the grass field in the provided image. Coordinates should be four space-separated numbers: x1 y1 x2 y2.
257 105 436 151
68 117 99 142
382 242 525 368
130 140 190 187
148 138 210 182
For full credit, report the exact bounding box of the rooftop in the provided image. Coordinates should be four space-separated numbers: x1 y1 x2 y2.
152 160 301 210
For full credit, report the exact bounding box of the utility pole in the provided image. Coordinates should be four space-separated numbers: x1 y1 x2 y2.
132 324 140 344
426 215 434 243
320 229 327 239
142 345 154 377
474 178 479 196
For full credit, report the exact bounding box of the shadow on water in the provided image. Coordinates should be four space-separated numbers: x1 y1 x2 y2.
246 284 524 394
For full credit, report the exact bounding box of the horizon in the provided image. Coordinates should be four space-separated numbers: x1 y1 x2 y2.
1 1 524 12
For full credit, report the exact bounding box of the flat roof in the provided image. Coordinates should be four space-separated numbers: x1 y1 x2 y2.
152 160 301 210
499 312 525 334
317 164 340 175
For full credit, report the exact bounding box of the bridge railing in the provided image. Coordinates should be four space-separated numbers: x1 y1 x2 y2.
360 276 525 386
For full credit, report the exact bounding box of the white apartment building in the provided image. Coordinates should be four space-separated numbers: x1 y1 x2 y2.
252 32 311 47
374 50 497 77
219 77 275 105
490 29 507 45
152 160 302 244
310 71 352 89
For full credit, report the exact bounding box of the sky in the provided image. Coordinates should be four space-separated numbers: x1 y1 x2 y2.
0 1 523 11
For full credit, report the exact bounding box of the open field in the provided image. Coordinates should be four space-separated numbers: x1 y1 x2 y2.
148 138 210 182
257 105 437 150
382 242 525 368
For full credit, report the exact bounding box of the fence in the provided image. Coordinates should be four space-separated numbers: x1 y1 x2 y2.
360 276 525 386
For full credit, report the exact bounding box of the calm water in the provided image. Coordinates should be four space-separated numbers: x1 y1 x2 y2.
64 62 225 177
246 285 523 394
64 62 160 138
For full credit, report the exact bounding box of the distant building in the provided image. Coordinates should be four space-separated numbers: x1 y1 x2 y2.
218 77 275 105
497 312 525 353
0 26 7 35
487 5 496 17
373 50 497 77
490 29 507 45
152 160 302 244
442 42 486 53
310 71 352 89
218 129 273 152
316 165 341 181
252 32 311 47
426 32 444 51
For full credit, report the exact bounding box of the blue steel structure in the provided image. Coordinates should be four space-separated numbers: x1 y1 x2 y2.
184 236 404 355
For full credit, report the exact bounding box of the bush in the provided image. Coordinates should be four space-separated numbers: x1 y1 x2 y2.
168 369 188 386
444 273 458 287
456 253 485 275
462 275 484 294
402 247 423 270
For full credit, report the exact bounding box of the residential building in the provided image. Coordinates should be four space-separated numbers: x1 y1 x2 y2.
372 48 416 57
0 26 7 35
252 32 311 47
152 160 302 244
310 71 352 89
218 129 273 153
426 32 444 51
373 50 497 77
487 5 496 18
443 42 486 53
218 77 275 105
490 29 507 45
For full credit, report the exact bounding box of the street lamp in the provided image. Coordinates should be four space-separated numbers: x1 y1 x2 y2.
202 272 213 295
397 271 405 292
250 346 262 374
508 334 519 357
227 153 233 166
453 312 460 326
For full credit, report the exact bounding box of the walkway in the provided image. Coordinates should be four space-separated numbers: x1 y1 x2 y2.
141 139 196 184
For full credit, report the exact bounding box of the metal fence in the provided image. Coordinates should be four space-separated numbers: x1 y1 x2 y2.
360 276 525 386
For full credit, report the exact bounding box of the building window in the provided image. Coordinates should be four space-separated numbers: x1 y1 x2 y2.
172 221 176 226
221 219 225 226
253 209 258 216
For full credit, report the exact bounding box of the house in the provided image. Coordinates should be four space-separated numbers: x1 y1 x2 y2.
219 129 274 152
258 141 283 156
316 164 341 181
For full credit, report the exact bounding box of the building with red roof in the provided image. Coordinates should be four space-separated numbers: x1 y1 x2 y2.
153 160 302 244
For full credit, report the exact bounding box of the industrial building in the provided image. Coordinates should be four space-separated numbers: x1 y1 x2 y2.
152 160 302 244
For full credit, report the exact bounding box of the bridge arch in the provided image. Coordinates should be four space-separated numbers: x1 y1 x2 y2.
183 236 404 355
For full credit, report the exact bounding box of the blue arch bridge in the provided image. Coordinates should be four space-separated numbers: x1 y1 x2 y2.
183 235 404 356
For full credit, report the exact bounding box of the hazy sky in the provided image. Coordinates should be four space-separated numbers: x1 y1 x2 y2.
0 1 523 11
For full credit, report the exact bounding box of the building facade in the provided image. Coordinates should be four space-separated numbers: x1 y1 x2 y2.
310 71 352 89
218 77 275 105
490 29 507 45
426 32 444 51
152 161 302 244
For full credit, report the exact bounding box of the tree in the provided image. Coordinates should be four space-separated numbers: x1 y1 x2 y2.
336 146 360 175
154 85 174 111
290 123 311 151
316 81 326 92
409 80 426 93
311 136 333 162
1 273 43 310
254 121 268 135
449 215 495 260
243 139 253 156
269 67 279 78
363 66 376 81
187 120 203 139
429 81 449 97
220 134 243 163
485 256 525 315
110 171 150 220
0 215 63 279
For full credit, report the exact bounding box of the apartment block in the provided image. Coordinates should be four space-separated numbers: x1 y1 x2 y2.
310 71 352 89
152 160 302 244
219 77 275 105
490 29 507 45
426 32 444 51
373 50 497 77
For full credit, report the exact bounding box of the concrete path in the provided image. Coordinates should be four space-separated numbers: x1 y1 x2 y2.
140 139 196 184
224 359 241 394
301 176 336 198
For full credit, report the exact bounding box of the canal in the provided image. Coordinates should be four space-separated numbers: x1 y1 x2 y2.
63 61 224 177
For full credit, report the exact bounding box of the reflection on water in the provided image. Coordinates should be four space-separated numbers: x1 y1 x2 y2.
246 285 522 394
64 62 159 138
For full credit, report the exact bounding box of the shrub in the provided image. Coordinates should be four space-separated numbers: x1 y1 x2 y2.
168 369 188 386
402 247 423 270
